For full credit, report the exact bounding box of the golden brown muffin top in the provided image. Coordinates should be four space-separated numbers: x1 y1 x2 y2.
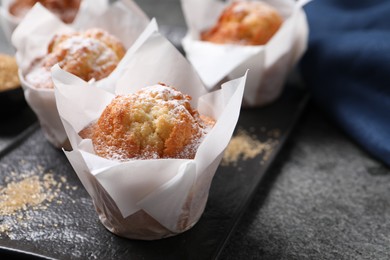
25 28 126 89
9 0 81 24
0 54 20 92
201 1 283 46
89 83 214 160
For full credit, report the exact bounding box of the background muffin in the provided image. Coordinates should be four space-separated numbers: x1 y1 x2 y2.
201 1 283 45
182 0 308 106
25 28 126 89
0 54 20 92
9 0 81 24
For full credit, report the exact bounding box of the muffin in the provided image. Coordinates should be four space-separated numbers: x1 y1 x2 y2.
9 0 81 24
83 83 214 161
74 83 218 240
0 54 20 92
52 26 246 239
25 28 126 89
0 53 25 114
201 1 283 45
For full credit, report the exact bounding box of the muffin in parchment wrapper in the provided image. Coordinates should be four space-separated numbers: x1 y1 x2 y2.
0 0 108 43
11 1 149 148
181 0 310 106
52 21 247 240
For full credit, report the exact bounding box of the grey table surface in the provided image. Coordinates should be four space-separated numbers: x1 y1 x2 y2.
221 103 390 260
2 0 390 259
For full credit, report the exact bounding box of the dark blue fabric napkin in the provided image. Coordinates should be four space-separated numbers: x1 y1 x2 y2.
300 0 390 167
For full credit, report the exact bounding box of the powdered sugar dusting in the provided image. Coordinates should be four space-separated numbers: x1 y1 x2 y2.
25 29 124 89
55 36 118 75
136 83 195 121
91 84 215 161
233 1 248 13
25 62 52 89
59 36 101 56
176 124 212 160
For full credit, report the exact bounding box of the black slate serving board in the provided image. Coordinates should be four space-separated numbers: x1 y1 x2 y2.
0 82 308 259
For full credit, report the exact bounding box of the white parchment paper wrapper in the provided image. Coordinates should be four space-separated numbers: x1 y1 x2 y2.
52 21 247 240
181 0 310 106
0 0 109 43
11 0 149 148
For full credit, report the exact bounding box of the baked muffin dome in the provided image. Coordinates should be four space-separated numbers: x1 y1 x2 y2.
201 1 283 46
25 28 125 89
9 0 81 24
91 84 214 160
0 54 20 91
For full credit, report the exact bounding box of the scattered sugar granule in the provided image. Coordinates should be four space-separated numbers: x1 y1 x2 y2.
0 176 47 216
222 129 279 166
